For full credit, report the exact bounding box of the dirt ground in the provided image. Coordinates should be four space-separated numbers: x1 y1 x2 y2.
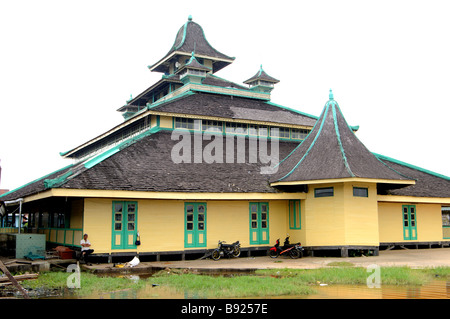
86 247 450 272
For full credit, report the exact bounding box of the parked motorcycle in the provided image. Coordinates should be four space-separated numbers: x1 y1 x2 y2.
211 240 241 261
269 235 303 259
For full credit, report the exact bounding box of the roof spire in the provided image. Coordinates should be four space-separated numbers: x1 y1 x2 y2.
329 89 334 100
188 15 192 21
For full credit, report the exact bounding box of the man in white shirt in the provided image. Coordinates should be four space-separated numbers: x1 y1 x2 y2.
80 233 94 264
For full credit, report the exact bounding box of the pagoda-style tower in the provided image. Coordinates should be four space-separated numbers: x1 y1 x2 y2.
244 65 279 93
117 16 236 119
176 51 212 84
148 15 235 75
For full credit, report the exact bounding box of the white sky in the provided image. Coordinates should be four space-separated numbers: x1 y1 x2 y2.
0 0 449 191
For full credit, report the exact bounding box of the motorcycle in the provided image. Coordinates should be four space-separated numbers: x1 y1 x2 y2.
211 240 241 261
269 235 303 259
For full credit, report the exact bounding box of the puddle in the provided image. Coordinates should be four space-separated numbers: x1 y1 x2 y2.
302 280 450 299
2 270 449 299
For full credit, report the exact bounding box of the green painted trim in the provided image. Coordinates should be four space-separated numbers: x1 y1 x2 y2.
44 170 73 189
266 101 319 120
332 103 354 177
111 201 138 250
374 153 450 181
276 103 331 182
0 163 75 200
443 226 450 239
402 205 418 240
84 147 121 170
289 200 301 230
147 90 196 110
184 202 207 248
190 84 270 100
84 126 161 170
41 227 83 247
249 202 269 245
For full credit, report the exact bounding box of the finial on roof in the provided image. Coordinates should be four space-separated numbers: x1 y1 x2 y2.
188 15 192 21
329 89 334 100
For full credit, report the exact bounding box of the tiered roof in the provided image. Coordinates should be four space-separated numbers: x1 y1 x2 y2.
148 15 235 74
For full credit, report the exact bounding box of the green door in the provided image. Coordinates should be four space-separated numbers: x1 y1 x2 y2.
112 201 138 250
185 203 207 248
402 205 418 240
249 202 269 245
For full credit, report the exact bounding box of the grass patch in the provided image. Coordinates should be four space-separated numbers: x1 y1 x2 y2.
19 266 450 298
22 271 146 296
150 272 314 298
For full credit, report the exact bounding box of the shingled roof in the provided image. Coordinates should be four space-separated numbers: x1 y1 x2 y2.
150 91 318 127
0 130 299 201
244 65 280 85
148 16 235 74
1 127 449 202
270 90 414 186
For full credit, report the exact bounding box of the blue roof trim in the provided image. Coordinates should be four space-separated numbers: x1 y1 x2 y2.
374 153 450 181
0 163 74 200
272 105 326 170
265 101 319 120
332 102 354 177
276 103 331 182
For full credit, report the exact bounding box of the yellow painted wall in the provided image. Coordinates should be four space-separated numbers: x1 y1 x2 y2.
378 202 443 243
82 198 291 254
343 183 379 246
304 183 345 246
159 115 173 128
303 182 379 247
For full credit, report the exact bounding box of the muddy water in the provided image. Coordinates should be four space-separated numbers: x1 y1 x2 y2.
77 277 449 299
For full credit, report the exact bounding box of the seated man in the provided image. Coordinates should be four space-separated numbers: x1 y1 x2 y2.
80 233 94 264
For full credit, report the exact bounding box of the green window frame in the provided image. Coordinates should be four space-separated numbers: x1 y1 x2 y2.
249 202 269 245
314 187 334 198
442 207 450 239
184 203 207 248
353 187 368 197
202 120 223 132
174 117 200 130
402 205 418 240
225 122 247 135
289 200 301 229
291 128 308 140
112 201 138 250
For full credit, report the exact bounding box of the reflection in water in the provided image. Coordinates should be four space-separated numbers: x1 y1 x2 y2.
303 280 449 299
82 278 449 299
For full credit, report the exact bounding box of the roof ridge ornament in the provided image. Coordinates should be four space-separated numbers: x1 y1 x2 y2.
188 15 192 21
329 89 334 100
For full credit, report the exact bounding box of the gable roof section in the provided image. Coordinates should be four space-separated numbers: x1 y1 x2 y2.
270 91 414 185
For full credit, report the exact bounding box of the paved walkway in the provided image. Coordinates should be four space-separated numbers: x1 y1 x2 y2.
85 247 450 273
